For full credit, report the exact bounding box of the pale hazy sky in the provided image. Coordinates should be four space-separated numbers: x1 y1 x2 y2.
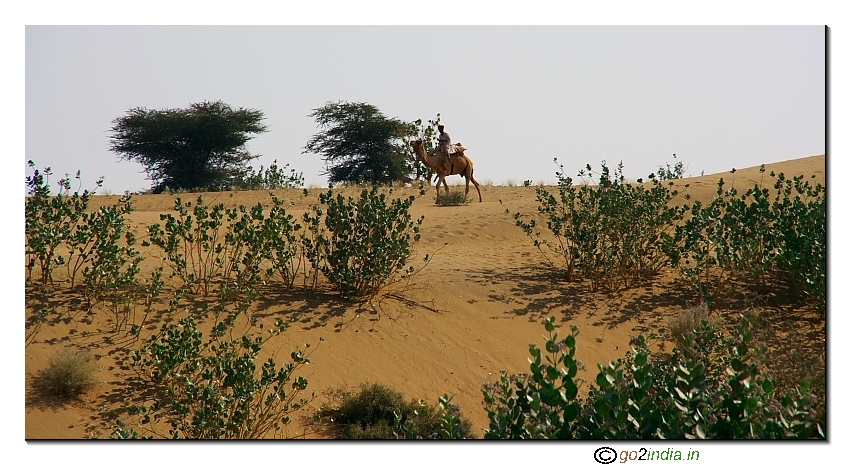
25 25 825 193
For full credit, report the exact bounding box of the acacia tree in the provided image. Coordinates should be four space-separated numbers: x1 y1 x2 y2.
109 100 268 193
304 101 416 185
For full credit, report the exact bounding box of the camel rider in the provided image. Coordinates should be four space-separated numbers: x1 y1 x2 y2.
437 124 455 157
437 124 456 173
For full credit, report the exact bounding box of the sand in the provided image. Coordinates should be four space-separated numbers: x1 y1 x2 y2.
24 154 825 439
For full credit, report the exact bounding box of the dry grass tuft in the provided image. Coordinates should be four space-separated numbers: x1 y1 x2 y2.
37 349 98 398
668 303 721 347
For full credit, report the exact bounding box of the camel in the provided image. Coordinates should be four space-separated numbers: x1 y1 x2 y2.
411 139 482 203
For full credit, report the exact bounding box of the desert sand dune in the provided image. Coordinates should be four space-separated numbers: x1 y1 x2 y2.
25 154 825 439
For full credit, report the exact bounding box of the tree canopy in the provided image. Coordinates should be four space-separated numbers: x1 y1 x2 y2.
109 100 268 193
303 101 417 185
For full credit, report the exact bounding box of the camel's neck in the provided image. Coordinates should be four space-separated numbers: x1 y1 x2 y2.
415 146 430 164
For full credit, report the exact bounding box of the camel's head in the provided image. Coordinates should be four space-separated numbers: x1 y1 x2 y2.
411 139 426 153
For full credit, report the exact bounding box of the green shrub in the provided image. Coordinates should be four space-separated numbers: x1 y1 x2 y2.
435 191 471 206
143 192 321 300
656 153 686 180
315 383 475 439
238 160 305 190
666 173 773 302
144 196 229 296
769 172 825 307
80 195 146 327
120 304 319 439
25 161 103 286
264 193 308 288
511 160 683 291
38 349 98 398
144 195 279 300
473 316 822 439
666 168 825 309
306 186 425 299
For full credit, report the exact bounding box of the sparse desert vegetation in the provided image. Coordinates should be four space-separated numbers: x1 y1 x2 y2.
35 349 98 399
25 154 825 439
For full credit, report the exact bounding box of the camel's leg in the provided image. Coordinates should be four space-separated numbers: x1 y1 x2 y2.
467 170 482 202
435 174 449 203
440 176 450 203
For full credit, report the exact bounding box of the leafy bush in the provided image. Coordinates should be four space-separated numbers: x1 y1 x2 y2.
472 316 823 439
315 383 475 439
264 194 310 288
511 160 683 291
120 303 319 439
665 174 773 302
238 160 305 190
510 157 824 309
435 191 471 206
37 349 98 398
79 196 146 322
25 161 103 286
306 186 425 299
25 162 157 334
656 153 686 180
769 172 825 306
144 195 282 299
144 196 229 296
666 168 825 309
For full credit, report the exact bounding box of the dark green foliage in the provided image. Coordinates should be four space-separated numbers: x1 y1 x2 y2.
304 101 415 185
265 194 312 289
80 195 145 326
408 114 443 182
656 153 686 180
306 186 425 299
316 383 475 439
512 160 683 291
142 188 424 300
511 158 825 310
144 195 278 299
238 159 305 190
25 162 161 336
123 306 319 439
769 173 825 306
481 319 583 439
666 167 825 309
25 161 103 286
109 100 268 193
474 317 823 439
144 196 229 296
